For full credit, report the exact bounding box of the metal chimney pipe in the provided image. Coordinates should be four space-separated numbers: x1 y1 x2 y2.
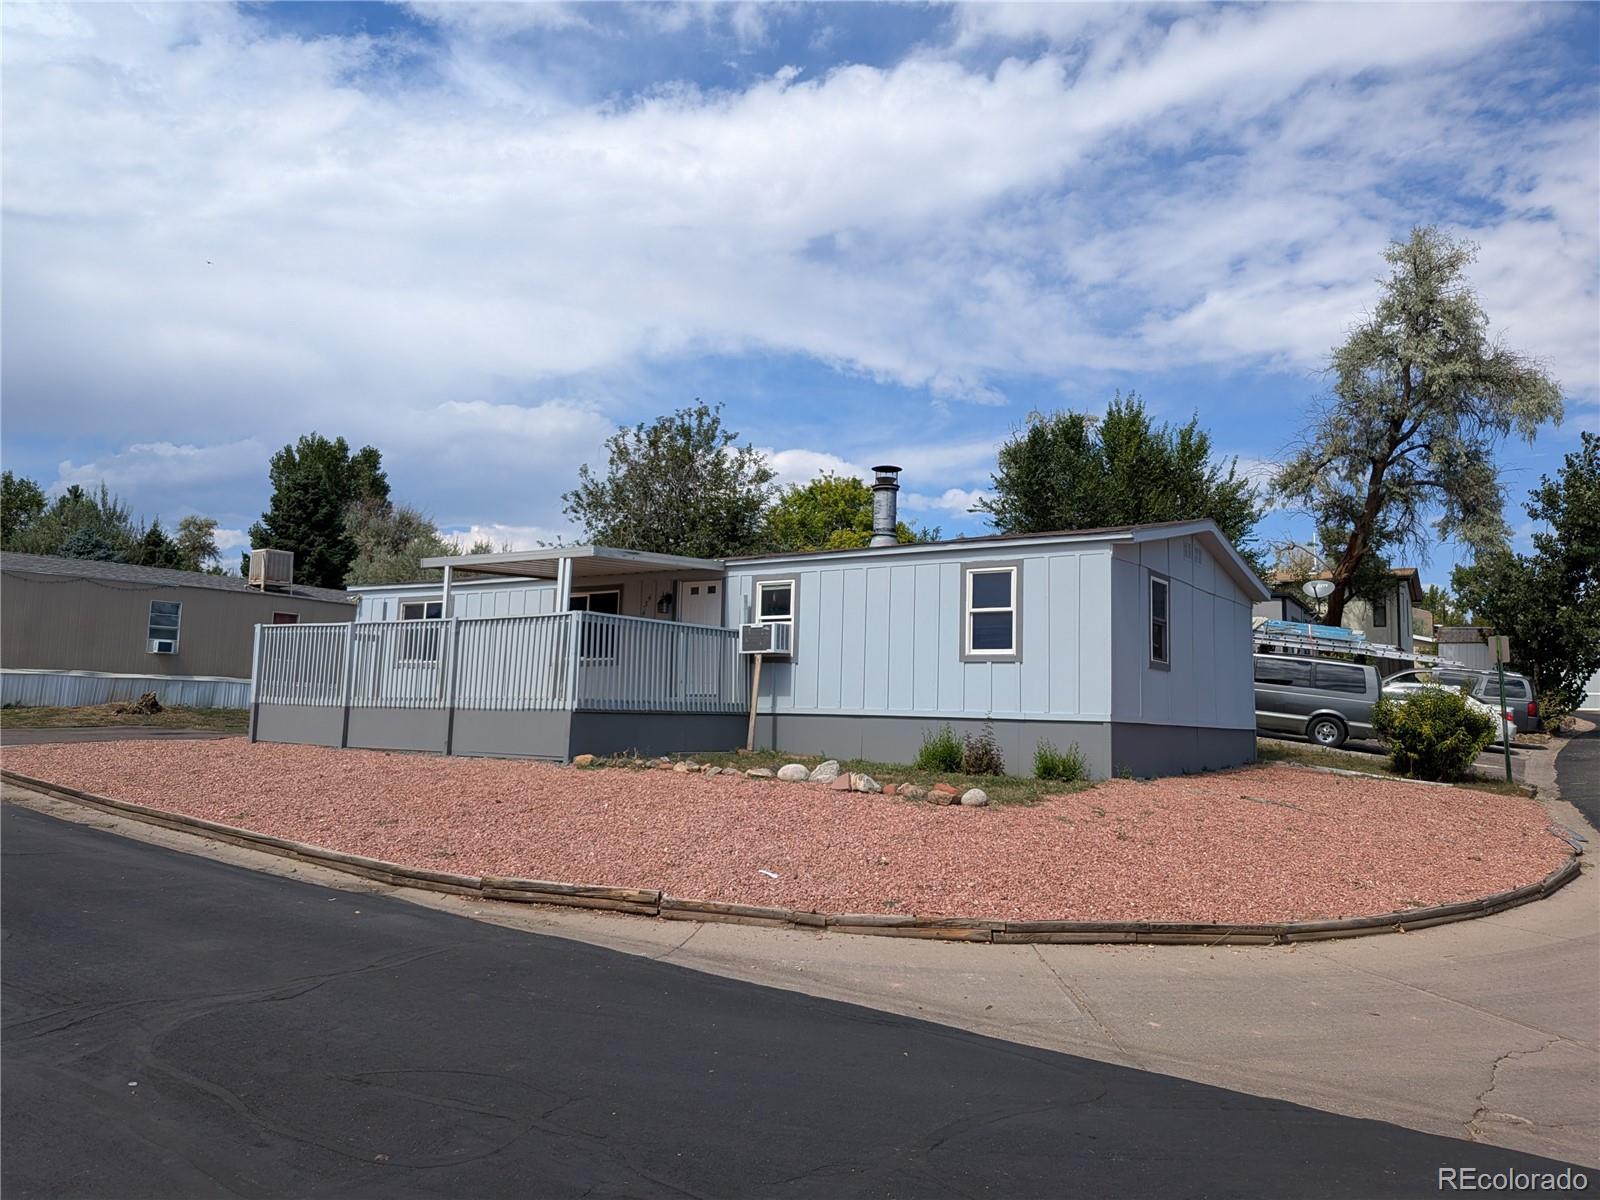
869 465 902 547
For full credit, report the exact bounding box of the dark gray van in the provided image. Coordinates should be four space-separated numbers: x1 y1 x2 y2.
1254 653 1381 749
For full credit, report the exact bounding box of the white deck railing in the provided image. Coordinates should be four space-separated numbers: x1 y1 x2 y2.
252 611 745 714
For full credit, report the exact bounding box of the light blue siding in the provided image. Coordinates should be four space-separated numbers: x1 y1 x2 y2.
1109 533 1255 730
728 544 1115 721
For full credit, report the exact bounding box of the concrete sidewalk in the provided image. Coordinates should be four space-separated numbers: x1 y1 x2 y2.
5 735 1596 1168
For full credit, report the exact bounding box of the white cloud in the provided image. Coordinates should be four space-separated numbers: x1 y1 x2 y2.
51 440 266 498
902 487 988 518
445 522 571 551
213 526 253 553
1 2 1592 540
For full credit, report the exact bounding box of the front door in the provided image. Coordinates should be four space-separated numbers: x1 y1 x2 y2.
679 581 723 627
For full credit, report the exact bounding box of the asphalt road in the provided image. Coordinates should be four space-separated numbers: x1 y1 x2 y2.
1558 713 1600 832
2 805 1586 1200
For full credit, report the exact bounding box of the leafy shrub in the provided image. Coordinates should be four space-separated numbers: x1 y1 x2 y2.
1372 688 1495 781
915 724 963 772
961 722 1005 776
1034 739 1088 782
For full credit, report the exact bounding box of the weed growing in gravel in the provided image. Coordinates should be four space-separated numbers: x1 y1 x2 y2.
1034 739 1088 782
915 725 963 772
961 721 1005 776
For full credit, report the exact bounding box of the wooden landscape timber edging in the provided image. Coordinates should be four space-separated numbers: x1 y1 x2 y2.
1 769 1583 947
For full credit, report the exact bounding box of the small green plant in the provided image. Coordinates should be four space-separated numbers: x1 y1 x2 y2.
915 724 963 772
1372 688 1495 781
1034 738 1088 782
961 721 1005 776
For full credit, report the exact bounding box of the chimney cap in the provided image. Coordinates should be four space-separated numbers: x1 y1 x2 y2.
871 464 902 479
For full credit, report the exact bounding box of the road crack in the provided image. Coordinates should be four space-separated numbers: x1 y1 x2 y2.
1466 1036 1562 1143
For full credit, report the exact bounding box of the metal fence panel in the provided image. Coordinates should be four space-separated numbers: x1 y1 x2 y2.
1 670 251 710
572 613 746 713
252 613 746 714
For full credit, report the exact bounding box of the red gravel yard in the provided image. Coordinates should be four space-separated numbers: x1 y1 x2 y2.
1 740 1569 923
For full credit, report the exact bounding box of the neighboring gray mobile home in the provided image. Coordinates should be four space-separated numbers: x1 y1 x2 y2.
1 552 356 708
249 481 1268 776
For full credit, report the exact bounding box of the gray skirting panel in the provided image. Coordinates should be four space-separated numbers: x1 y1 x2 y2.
568 711 747 760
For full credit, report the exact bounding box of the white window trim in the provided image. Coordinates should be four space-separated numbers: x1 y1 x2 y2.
147 600 181 653
400 599 444 621
1150 575 1171 668
755 579 796 626
963 565 1019 659
569 588 622 613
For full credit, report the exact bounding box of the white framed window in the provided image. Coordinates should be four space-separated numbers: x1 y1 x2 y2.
397 599 444 662
756 579 794 627
400 600 443 621
962 565 1019 661
147 601 181 654
570 589 621 658
1150 575 1170 667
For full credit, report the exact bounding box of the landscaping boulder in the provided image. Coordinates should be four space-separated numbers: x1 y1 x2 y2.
807 760 841 783
898 783 929 802
776 763 811 782
828 775 853 791
881 784 898 797
851 773 882 794
745 767 775 779
930 783 961 804
960 788 989 807
700 763 720 774
571 754 595 768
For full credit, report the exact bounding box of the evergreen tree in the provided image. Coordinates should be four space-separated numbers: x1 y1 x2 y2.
245 434 388 587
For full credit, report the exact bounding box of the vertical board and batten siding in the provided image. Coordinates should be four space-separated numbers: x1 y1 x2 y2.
726 545 1114 720
1109 534 1254 730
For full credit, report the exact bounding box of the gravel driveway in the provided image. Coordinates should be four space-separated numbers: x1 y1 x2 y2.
0 740 1570 924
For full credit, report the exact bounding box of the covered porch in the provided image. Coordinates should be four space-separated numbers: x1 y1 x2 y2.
251 546 750 761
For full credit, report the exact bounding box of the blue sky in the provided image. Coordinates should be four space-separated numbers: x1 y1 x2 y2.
3 2 1596 586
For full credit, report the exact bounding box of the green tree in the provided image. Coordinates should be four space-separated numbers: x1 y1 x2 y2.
976 393 1264 573
1275 227 1564 626
127 520 185 570
344 498 462 586
10 483 142 559
763 473 938 552
245 434 389 588
58 527 118 560
1 472 47 546
563 402 775 559
174 515 222 572
1420 583 1467 627
1453 432 1600 719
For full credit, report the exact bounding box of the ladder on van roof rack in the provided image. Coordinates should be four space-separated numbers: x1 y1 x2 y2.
1251 627 1445 666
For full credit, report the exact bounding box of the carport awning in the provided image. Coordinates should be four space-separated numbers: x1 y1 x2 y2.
419 545 726 582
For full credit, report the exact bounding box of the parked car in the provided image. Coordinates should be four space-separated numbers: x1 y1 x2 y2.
1382 667 1533 737
1254 653 1381 749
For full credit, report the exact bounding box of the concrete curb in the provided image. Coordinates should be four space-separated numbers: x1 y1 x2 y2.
2 768 1582 947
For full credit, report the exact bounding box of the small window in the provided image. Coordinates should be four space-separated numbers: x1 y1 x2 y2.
1314 663 1368 694
707 584 717 595
570 590 621 658
397 600 443 662
271 612 299 625
1150 576 1170 667
148 601 181 653
1254 657 1312 687
1372 598 1388 627
757 580 794 623
965 567 1017 656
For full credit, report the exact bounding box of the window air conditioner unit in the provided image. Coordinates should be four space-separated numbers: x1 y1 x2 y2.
739 622 791 656
248 548 295 590
148 638 177 655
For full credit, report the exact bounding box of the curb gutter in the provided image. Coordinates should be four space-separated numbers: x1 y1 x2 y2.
2 769 1582 947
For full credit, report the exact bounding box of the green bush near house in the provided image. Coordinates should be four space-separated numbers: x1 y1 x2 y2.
1372 688 1495 782
915 724 963 772
1034 739 1088 782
